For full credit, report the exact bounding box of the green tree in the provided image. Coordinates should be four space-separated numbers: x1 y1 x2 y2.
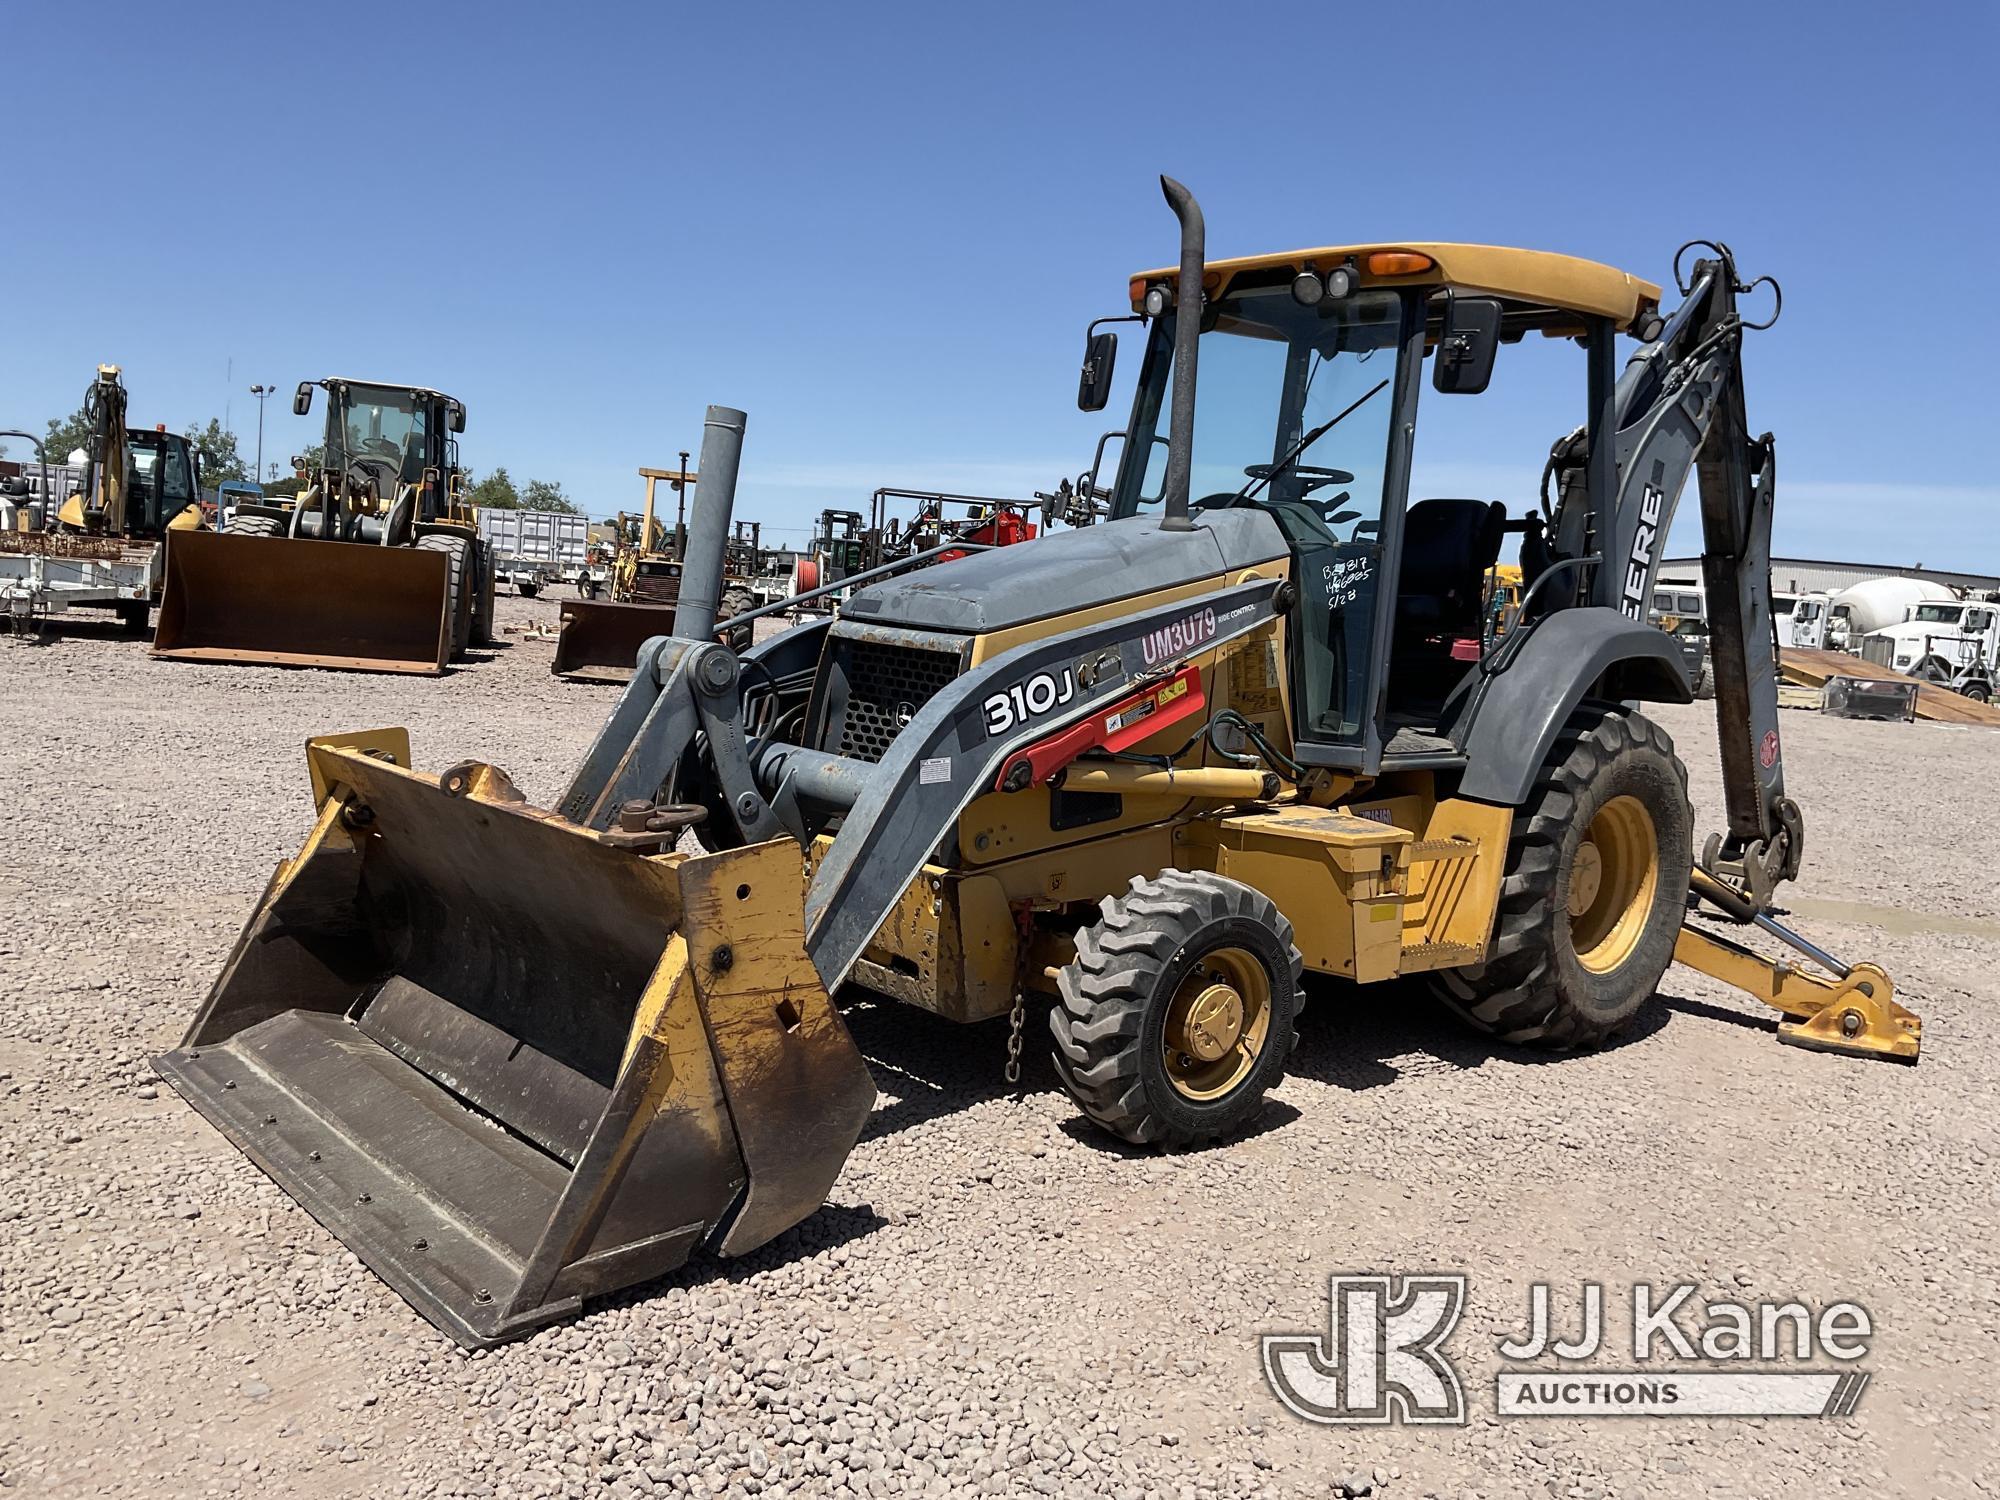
44 406 93 463
184 418 248 484
465 466 521 509
521 477 582 515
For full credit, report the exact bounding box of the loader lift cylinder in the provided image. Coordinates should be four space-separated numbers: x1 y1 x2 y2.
674 406 747 643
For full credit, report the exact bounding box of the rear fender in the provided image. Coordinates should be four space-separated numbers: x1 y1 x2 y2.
1457 607 1692 807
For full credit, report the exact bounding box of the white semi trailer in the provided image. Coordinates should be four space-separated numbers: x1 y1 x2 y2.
475 508 591 596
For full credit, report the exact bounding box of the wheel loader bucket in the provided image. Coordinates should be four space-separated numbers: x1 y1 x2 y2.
153 529 452 673
154 738 876 1347
553 598 679 680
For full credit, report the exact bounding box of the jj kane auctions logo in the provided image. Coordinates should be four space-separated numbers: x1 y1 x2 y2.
1264 1275 1874 1425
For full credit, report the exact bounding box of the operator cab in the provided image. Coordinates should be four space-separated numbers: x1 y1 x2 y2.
123 429 202 537
287 378 468 538
1101 242 1662 773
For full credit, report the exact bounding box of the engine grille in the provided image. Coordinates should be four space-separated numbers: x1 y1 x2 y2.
831 639 962 762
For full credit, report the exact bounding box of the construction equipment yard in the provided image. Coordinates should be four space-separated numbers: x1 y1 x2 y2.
3 597 1994 1498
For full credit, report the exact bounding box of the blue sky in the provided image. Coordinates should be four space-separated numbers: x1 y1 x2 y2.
4 1 1993 567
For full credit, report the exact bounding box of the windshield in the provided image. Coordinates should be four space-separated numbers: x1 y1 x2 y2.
1913 603 1964 624
330 384 429 483
1115 285 1405 538
1113 285 1411 744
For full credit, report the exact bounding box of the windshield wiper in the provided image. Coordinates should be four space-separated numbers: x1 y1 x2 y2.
1226 377 1389 508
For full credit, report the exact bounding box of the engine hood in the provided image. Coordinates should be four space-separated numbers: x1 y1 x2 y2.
840 509 1290 635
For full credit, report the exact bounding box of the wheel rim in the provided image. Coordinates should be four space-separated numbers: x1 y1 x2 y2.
1568 794 1660 974
1162 946 1271 1100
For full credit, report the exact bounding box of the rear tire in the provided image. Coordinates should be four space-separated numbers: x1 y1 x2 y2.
222 514 284 539
416 534 474 659
519 581 540 599
1428 707 1690 1048
1052 871 1302 1148
1961 680 1991 704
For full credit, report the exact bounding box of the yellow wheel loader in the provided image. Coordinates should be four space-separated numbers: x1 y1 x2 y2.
158 181 1918 1348
553 465 758 679
152 379 493 673
1 366 206 632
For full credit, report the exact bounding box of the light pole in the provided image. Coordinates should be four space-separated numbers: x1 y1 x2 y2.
248 384 274 489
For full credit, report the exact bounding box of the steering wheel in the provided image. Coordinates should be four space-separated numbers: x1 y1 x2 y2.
1244 463 1355 496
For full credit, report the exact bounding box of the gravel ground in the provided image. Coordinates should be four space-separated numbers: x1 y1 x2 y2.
3 594 1997 1499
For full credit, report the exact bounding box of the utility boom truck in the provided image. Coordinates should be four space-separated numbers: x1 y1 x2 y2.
158 181 1918 1349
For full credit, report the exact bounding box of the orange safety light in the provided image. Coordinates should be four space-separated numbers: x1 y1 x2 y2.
1366 251 1435 277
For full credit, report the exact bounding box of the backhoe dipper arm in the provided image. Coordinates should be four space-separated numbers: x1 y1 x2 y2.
1597 245 1796 906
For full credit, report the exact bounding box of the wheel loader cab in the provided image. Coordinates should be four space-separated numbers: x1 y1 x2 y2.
1106 255 1636 770
323 381 458 527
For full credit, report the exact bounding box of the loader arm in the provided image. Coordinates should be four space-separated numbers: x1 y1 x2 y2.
561 577 1290 990
1585 246 1796 907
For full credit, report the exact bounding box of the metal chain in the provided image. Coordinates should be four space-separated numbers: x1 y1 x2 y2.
1004 989 1026 1086
1004 900 1034 1087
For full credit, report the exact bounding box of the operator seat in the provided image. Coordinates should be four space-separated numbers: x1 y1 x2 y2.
1395 498 1506 640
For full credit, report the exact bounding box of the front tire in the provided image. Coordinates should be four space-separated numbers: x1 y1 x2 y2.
470 544 497 647
1429 707 1691 1048
1052 871 1302 1147
415 534 474 658
719 584 756 651
222 514 284 539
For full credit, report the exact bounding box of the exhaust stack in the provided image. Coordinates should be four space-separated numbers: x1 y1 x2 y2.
1158 176 1204 534
673 405 746 643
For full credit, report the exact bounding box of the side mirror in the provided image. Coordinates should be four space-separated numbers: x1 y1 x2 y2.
448 400 467 434
1433 296 1503 395
292 381 314 416
1076 331 1117 412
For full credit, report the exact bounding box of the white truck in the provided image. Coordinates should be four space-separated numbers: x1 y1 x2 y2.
1789 576 1956 653
475 508 591 597
1860 596 2000 685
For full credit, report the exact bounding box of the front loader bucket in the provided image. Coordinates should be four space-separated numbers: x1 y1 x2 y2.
154 742 876 1347
153 530 451 673
553 598 679 680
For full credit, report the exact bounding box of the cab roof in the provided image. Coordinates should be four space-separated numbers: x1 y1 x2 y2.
322 377 461 405
1130 242 1661 332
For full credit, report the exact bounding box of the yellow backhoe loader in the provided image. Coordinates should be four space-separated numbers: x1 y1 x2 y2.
152 379 492 673
553 465 758 678
159 181 1918 1348
1 366 206 632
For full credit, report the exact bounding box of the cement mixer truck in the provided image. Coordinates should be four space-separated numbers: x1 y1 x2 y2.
1789 576 1957 653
